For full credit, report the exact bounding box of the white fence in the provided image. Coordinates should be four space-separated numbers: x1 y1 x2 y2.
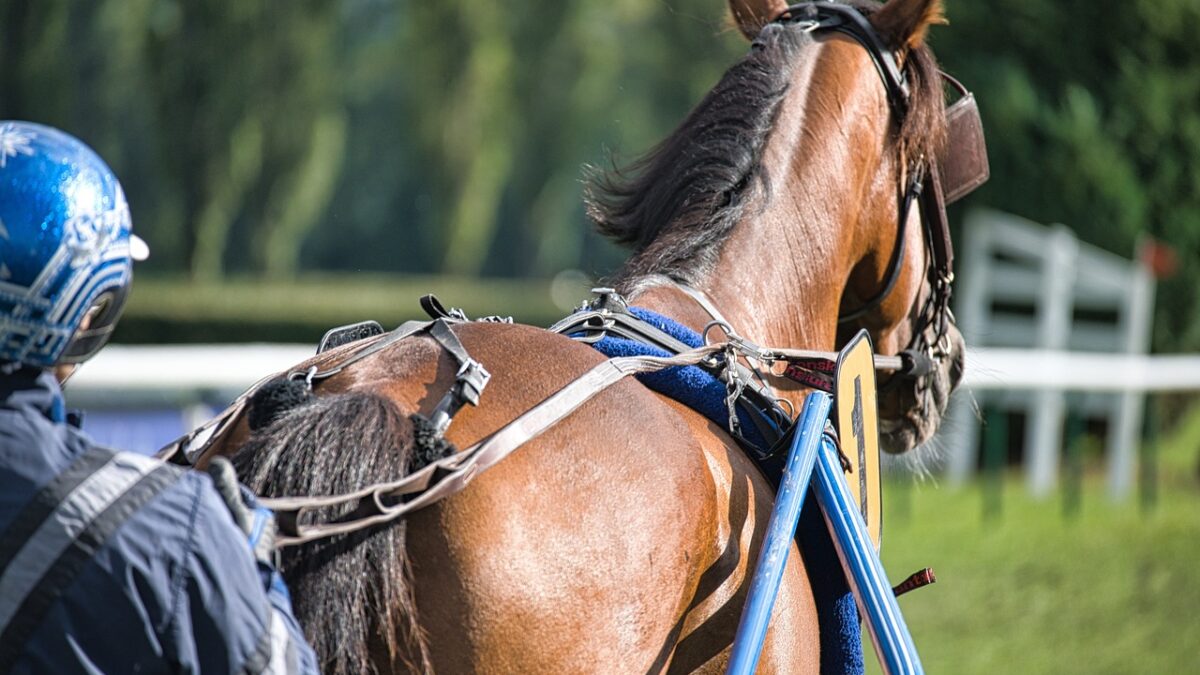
70 344 1200 395
70 343 1200 472
943 209 1191 500
71 344 314 393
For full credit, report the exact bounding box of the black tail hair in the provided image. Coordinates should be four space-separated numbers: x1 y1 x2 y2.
233 390 433 674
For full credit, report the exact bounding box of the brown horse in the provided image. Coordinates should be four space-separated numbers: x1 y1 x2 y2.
195 0 964 671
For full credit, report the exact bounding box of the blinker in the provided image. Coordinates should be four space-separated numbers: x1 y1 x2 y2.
935 74 989 204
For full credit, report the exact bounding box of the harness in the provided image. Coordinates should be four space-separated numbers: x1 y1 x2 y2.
156 2 989 549
548 288 792 454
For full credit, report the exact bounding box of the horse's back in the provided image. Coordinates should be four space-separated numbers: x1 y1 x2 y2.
342 322 819 673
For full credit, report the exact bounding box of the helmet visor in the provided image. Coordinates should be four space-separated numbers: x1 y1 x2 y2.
59 284 130 364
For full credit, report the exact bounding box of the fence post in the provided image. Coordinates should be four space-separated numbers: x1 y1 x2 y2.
1026 225 1076 497
1108 262 1154 500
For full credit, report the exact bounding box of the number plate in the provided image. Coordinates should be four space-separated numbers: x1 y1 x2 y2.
834 330 883 550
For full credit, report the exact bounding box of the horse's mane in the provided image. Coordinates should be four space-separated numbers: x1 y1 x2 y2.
588 0 945 287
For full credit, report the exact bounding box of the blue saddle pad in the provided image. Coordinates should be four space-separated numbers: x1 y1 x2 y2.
586 307 864 674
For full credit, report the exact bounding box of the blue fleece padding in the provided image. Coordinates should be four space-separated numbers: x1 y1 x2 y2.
584 307 864 673
592 306 781 449
799 493 865 673
626 306 705 348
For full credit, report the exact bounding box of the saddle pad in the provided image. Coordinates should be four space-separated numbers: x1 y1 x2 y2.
585 307 864 674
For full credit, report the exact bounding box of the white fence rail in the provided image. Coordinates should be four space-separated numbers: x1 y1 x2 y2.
71 344 315 393
964 349 1200 392
71 344 1200 477
69 344 1200 395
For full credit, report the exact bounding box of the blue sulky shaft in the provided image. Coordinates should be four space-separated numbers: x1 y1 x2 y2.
814 434 923 675
726 392 830 675
725 391 923 675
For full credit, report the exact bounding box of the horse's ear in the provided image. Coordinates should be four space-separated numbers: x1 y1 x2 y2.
869 0 947 52
728 0 789 40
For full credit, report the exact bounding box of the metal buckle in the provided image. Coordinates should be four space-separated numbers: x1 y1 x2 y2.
455 358 491 407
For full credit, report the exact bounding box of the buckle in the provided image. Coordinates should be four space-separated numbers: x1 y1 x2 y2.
455 359 492 407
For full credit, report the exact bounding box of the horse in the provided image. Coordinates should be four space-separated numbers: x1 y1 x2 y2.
188 0 966 671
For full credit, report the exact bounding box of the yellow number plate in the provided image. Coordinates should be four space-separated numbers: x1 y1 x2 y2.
834 330 883 550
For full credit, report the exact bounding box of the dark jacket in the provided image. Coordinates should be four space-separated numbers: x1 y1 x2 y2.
0 368 318 674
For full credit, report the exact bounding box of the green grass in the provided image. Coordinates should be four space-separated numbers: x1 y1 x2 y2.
113 274 584 343
865 409 1200 674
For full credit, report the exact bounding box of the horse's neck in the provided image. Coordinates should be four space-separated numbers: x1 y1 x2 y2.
629 82 867 352
620 38 899 356
626 242 839 354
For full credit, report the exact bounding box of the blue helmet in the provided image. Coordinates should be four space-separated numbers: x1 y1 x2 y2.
0 121 147 369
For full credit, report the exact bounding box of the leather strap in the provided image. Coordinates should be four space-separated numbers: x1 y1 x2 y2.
550 295 792 447
265 345 726 547
155 320 435 467
664 282 907 371
426 319 491 434
778 3 909 116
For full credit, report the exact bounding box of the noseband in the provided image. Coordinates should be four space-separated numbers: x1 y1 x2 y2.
772 2 988 371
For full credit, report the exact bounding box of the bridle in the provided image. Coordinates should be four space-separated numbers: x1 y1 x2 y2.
772 2 989 373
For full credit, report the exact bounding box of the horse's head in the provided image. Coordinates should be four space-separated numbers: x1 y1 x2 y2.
729 0 968 454
595 0 981 457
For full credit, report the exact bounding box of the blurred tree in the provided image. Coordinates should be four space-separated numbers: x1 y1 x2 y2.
141 0 346 280
402 0 518 276
2 0 1197 351
934 0 1200 351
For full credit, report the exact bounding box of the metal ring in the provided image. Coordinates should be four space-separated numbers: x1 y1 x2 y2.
702 320 736 346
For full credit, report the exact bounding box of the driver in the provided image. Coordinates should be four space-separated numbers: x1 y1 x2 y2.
0 121 319 673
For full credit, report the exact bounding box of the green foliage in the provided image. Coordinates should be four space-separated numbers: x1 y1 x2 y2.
935 0 1200 351
1 0 1196 348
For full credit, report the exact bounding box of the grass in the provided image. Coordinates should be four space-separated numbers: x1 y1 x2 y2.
865 404 1200 674
113 273 587 343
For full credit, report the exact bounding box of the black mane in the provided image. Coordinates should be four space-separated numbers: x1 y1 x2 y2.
234 391 431 674
588 1 945 289
587 23 808 286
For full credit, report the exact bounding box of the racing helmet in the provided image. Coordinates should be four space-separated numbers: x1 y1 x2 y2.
0 121 148 369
